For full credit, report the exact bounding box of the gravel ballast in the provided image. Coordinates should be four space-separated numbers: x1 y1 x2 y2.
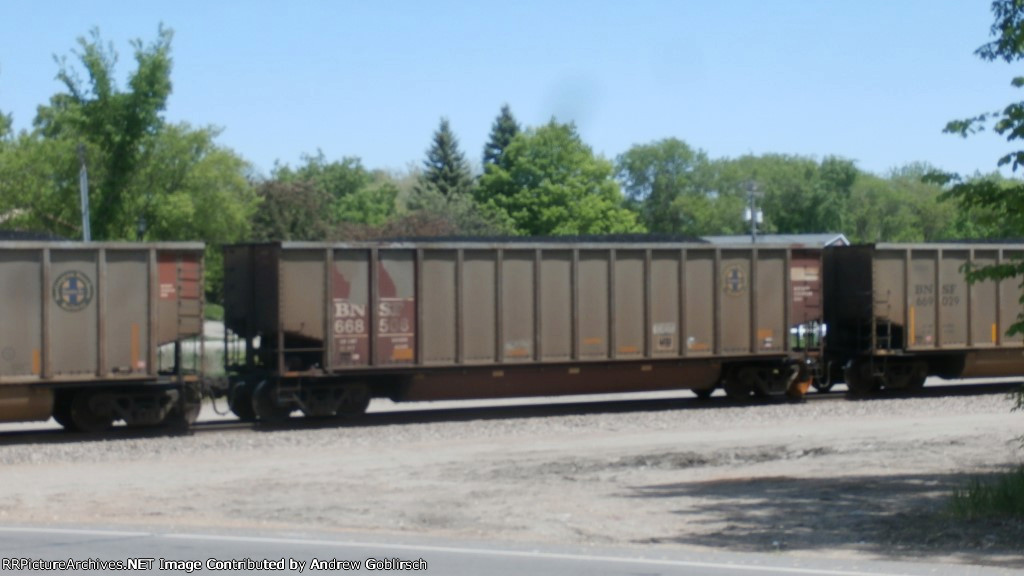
1 389 1022 568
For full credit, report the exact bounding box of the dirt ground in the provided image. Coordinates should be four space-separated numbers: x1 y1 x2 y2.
1 387 1022 569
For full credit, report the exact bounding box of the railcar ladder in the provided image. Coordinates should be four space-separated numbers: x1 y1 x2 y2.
870 290 895 378
176 255 204 379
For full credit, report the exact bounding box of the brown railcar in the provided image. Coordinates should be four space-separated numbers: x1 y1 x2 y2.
222 241 820 422
0 242 205 431
823 243 1024 393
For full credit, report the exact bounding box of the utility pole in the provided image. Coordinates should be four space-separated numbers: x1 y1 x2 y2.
77 143 91 242
744 180 762 244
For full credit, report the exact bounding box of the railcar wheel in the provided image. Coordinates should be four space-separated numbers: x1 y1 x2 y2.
692 387 715 400
52 392 74 429
229 381 256 422
723 368 757 401
69 391 115 433
336 383 371 418
844 360 881 396
252 380 292 425
906 363 928 391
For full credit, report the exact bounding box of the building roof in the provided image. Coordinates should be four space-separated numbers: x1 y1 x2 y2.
702 233 850 247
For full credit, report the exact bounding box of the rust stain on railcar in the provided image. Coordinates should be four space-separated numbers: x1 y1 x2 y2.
331 251 370 367
330 250 417 368
377 251 416 366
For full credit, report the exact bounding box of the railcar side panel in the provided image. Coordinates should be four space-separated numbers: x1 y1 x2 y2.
578 251 609 360
331 248 370 367
378 250 416 366
907 250 937 350
684 251 715 356
282 249 326 344
501 251 534 362
614 250 645 359
790 249 823 327
0 250 42 377
970 251 998 347
755 250 786 353
540 250 572 362
422 250 457 365
50 250 99 376
105 250 150 375
719 254 751 354
650 250 680 357
939 250 969 348
1000 249 1024 346
462 250 497 365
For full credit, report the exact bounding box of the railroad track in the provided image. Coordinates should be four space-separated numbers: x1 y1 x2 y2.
0 379 1020 446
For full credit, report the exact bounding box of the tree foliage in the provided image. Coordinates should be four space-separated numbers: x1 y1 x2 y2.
0 26 256 300
615 138 711 233
251 179 332 241
272 152 398 228
0 109 11 140
483 104 520 168
724 154 857 235
477 120 643 235
33 26 174 240
931 0 1024 337
406 182 512 236
845 167 956 243
414 117 474 199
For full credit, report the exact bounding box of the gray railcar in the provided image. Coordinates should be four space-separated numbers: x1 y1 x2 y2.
223 241 821 422
823 243 1024 393
0 242 205 431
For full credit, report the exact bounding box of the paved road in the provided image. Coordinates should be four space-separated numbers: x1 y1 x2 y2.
0 525 1015 576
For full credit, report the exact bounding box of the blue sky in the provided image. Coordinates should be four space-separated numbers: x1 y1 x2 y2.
0 1 1018 178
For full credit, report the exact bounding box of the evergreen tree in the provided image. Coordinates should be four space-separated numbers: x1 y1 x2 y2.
414 117 474 199
483 104 519 168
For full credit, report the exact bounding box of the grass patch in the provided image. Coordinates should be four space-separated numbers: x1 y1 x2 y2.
205 303 224 321
951 466 1024 520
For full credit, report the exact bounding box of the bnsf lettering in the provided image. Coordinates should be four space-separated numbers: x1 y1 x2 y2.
379 300 410 334
941 284 960 306
379 301 404 317
914 284 960 307
915 284 934 307
334 301 367 318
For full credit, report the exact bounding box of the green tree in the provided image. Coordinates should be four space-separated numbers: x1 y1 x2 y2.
703 154 856 236
0 27 257 300
846 173 923 242
131 124 255 241
932 0 1024 337
414 117 474 199
274 152 398 227
483 104 520 168
34 26 174 240
251 179 332 241
477 119 643 235
615 138 711 233
405 183 512 236
0 109 11 140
